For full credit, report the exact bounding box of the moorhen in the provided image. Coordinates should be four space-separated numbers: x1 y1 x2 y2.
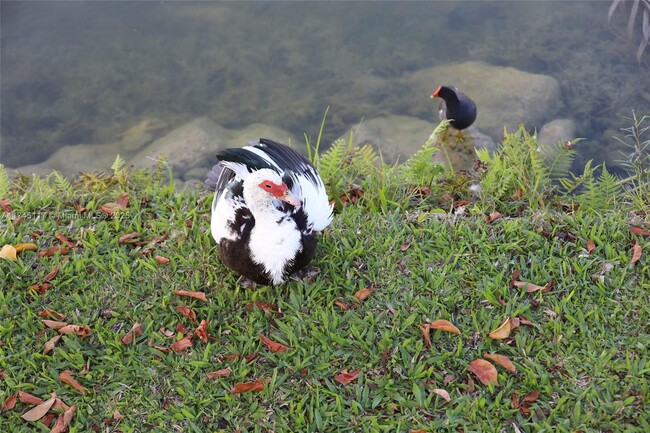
431 85 477 131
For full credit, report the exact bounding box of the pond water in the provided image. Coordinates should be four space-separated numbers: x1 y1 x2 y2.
1 1 649 177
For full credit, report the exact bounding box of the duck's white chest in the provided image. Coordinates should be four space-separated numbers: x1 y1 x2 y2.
249 216 302 284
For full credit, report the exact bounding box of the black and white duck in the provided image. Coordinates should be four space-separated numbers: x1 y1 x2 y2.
205 138 332 285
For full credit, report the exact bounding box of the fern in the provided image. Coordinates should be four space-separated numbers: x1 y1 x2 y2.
0 164 9 198
578 163 621 210
400 129 445 187
477 125 555 210
111 154 128 187
51 171 74 199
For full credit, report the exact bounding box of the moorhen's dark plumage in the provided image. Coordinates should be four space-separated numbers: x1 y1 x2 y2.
205 138 332 286
431 86 477 131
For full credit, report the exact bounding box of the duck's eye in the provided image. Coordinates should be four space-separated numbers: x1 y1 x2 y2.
264 183 272 189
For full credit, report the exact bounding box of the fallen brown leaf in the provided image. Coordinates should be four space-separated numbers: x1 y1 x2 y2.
54 234 75 248
334 369 359 385
21 397 56 422
194 320 210 343
37 246 69 258
15 242 38 253
353 287 374 301
174 290 208 302
522 391 540 404
488 317 512 339
231 378 266 394
587 239 595 254
245 301 278 313
58 324 92 338
430 319 462 335
400 239 412 251
43 335 62 355
483 353 517 373
42 266 60 282
18 391 44 405
0 245 17 261
155 255 170 265
468 359 498 386
486 211 501 223
176 305 197 323
631 242 642 264
207 368 231 379
116 193 130 209
1 395 16 412
430 388 451 402
59 370 86 394
0 198 12 213
170 336 193 352
333 300 350 310
514 280 546 293
50 404 76 433
631 226 650 236
120 323 143 345
42 320 68 330
419 324 432 348
118 232 141 244
259 334 289 353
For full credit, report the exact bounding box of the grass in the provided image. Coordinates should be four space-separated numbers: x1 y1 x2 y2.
0 127 649 432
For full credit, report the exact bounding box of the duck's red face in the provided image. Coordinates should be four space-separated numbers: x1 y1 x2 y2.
259 180 302 206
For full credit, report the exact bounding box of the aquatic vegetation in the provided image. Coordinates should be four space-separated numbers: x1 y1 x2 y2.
608 0 650 62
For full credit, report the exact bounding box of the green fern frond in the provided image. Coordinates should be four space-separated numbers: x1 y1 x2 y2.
0 164 9 198
50 171 74 198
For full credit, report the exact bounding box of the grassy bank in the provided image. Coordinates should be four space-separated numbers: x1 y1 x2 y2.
1 122 649 432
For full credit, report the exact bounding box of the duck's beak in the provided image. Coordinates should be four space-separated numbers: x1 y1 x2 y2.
280 189 302 207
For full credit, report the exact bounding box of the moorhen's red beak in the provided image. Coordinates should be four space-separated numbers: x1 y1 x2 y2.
431 86 443 99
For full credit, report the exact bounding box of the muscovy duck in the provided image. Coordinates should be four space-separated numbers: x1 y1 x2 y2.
431 85 477 131
205 138 333 285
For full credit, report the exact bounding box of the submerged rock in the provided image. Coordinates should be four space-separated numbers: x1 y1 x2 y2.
339 115 495 170
14 117 298 182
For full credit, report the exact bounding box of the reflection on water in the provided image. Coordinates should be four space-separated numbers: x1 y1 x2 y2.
1 1 648 175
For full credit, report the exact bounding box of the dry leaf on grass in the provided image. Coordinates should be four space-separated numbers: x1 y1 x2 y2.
194 320 210 343
430 388 451 402
15 242 38 253
155 255 170 265
231 378 266 394
120 323 143 345
18 391 44 405
54 234 75 248
245 301 278 313
631 226 650 236
430 319 461 335
0 245 17 261
419 324 432 348
38 246 69 257
59 370 86 394
334 369 359 385
489 317 512 339
50 404 76 433
631 242 642 264
484 353 517 373
173 290 208 302
42 320 68 330
486 211 501 223
353 287 374 301
207 368 231 379
176 306 197 323
42 266 60 282
58 324 92 338
587 239 595 254
43 335 62 355
1 395 16 412
259 334 289 353
118 232 141 244
170 336 193 352
38 309 65 321
333 300 350 310
21 397 56 422
0 198 12 213
468 359 498 386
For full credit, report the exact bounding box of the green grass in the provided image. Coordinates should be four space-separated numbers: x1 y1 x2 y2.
0 161 648 433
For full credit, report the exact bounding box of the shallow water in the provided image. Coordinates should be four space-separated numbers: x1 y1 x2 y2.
1 1 648 175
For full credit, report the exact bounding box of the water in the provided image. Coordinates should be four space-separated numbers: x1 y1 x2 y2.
1 1 649 176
